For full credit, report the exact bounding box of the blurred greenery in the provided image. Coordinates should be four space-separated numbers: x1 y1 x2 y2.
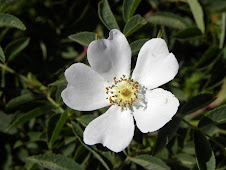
0 0 226 169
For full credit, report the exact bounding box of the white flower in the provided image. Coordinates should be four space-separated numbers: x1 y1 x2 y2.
61 29 180 152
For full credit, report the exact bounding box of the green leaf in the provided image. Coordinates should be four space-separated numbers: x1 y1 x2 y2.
76 114 97 127
173 27 202 39
70 121 110 170
98 0 120 31
47 114 60 143
129 155 170 170
8 106 51 129
180 93 216 116
0 13 26 30
49 77 67 86
198 105 226 127
195 46 220 68
187 0 205 33
49 111 68 149
69 32 102 47
5 93 35 110
122 0 141 22
130 39 148 55
152 116 181 155
146 12 191 30
5 38 30 62
0 45 5 63
123 14 147 37
27 153 82 170
193 129 216 170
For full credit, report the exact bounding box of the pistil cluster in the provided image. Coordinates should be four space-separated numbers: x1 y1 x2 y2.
106 75 139 109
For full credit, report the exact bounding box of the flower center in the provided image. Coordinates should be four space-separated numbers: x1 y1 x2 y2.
106 75 139 109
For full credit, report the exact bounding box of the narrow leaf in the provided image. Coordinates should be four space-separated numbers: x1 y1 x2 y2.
70 121 110 170
76 114 97 127
123 14 147 37
27 153 82 170
195 46 220 68
152 116 181 155
49 77 67 87
5 93 35 110
0 13 26 30
173 27 202 39
69 32 102 47
187 0 205 33
146 12 191 30
98 0 120 30
122 0 141 22
0 45 5 63
47 114 60 143
8 106 51 129
49 111 68 149
198 105 226 127
130 39 148 55
5 38 30 62
181 93 216 116
130 155 170 170
193 129 216 170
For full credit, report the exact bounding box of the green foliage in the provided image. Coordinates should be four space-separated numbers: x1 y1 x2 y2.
27 153 82 170
130 39 148 55
181 93 216 116
98 0 120 31
123 14 147 37
69 32 102 47
187 0 205 33
122 0 141 22
146 12 192 30
193 130 216 170
0 0 225 169
198 105 226 127
129 155 170 170
0 13 26 30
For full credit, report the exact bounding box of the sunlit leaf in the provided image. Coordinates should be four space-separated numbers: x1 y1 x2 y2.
187 0 205 33
122 0 141 22
49 111 68 149
70 121 110 170
8 105 51 129
69 32 102 47
180 94 216 116
27 153 82 170
130 155 170 170
193 129 216 170
123 14 147 37
146 12 191 30
198 105 226 127
152 116 181 155
5 38 30 62
98 0 120 30
130 39 148 55
0 13 26 30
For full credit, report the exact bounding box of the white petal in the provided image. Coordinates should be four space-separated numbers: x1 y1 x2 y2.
83 105 134 152
87 29 131 82
61 63 110 111
133 88 179 133
132 38 179 89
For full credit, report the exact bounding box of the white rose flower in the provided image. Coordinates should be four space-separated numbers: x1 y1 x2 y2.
61 29 180 152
